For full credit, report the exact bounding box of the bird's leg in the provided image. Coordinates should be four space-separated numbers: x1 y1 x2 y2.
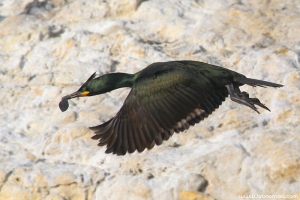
226 84 270 114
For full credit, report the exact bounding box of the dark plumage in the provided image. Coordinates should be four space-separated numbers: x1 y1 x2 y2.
59 61 283 155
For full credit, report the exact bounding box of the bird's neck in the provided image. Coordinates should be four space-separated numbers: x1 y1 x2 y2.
91 73 137 95
112 73 137 89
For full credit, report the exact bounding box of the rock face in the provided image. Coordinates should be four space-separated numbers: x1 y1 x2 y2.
0 0 299 199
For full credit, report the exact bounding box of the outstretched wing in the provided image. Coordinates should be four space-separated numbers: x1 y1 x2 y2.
90 68 228 155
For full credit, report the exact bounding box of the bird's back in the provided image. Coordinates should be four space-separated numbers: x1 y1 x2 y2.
133 61 214 102
134 61 246 90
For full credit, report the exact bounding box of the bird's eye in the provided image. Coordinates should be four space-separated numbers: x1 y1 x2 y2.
78 86 87 93
82 87 87 91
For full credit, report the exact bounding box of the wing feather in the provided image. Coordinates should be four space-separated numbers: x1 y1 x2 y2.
137 104 156 143
133 114 146 152
144 103 163 135
155 132 163 145
127 117 136 153
120 120 128 155
106 119 121 152
97 120 115 146
90 119 113 139
160 95 183 121
147 141 155 150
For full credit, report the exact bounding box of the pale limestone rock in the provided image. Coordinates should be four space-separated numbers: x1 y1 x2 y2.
0 170 7 189
96 177 152 200
0 0 33 17
33 173 48 188
0 184 31 200
108 0 144 17
50 183 85 200
179 191 214 200
45 194 64 200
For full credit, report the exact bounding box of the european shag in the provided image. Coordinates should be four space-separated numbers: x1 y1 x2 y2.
59 61 283 155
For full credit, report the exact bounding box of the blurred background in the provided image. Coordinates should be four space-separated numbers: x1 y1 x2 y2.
0 0 299 199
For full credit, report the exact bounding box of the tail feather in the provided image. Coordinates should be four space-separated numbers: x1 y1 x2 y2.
239 78 283 88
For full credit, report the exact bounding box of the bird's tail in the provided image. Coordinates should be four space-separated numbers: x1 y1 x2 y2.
239 78 283 88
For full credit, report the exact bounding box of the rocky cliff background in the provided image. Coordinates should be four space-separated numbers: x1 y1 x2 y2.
0 0 299 200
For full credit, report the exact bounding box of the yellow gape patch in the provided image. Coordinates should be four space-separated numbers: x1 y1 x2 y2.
81 91 90 96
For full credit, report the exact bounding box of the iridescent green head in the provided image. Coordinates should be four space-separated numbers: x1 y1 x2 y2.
59 72 97 112
59 72 135 112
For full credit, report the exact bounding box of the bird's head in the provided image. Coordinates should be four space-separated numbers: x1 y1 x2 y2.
59 71 135 112
59 72 101 112
66 72 99 99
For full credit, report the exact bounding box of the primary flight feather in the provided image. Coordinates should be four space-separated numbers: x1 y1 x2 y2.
59 61 283 155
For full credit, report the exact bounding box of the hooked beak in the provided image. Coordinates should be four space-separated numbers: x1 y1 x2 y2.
63 91 90 100
59 91 90 112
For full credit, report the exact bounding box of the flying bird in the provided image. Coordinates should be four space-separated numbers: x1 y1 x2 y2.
59 61 283 155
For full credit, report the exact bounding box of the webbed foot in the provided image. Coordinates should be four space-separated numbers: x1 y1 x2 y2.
226 84 270 114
